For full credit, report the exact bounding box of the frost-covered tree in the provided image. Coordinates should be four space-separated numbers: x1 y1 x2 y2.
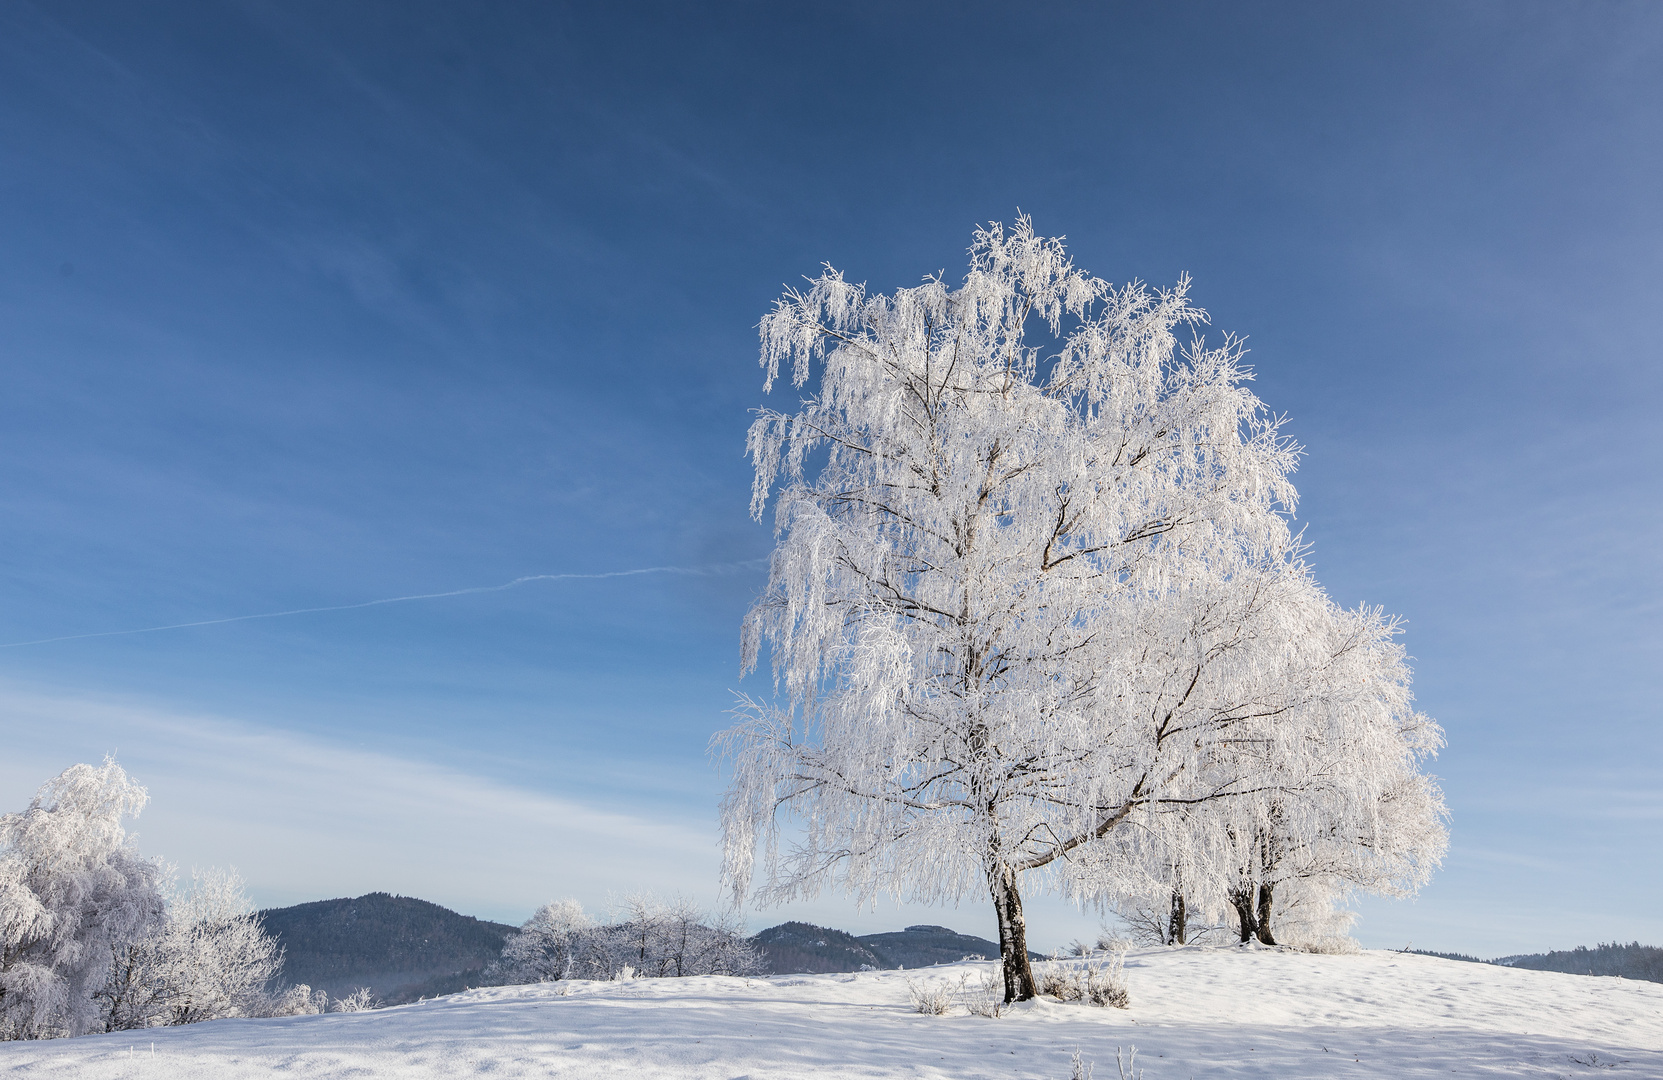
94 867 281 1030
1 762 286 1038
605 894 757 979
717 218 1443 1000
1104 600 1447 949
1 760 165 1039
491 896 757 984
1222 755 1446 947
489 899 596 983
146 868 282 1025
1188 598 1446 947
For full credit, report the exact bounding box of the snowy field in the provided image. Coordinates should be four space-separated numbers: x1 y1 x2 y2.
3 947 1660 1079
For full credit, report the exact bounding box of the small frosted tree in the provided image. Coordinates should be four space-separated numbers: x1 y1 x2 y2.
146 868 283 1025
491 895 757 984
1098 597 1447 948
605 893 757 978
1 760 165 1039
490 899 596 983
2 762 286 1038
716 218 1362 1001
95 866 281 1029
1221 751 1447 947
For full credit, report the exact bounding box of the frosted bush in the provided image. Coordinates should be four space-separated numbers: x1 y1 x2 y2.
1068 932 1130 957
1037 951 1129 1009
905 976 956 1015
332 987 381 1012
1291 935 1361 955
1067 1045 1142 1080
260 984 327 1016
962 970 1006 1018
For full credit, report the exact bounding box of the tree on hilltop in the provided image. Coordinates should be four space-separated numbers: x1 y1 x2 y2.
717 218 1443 1001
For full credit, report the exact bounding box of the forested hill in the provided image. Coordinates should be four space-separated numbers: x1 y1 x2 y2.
855 925 1018 969
261 898 1052 995
750 922 890 974
259 893 517 1003
749 922 1041 974
256 887 1663 995
1498 942 1663 982
1410 942 1663 984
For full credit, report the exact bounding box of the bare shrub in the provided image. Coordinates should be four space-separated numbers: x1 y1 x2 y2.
1291 935 1360 955
962 969 1006 1018
258 984 326 1016
1067 931 1127 957
331 987 381 1012
1036 950 1129 1009
1068 1045 1142 1080
905 976 957 1015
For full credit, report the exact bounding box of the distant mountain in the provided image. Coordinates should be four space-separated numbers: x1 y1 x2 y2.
750 922 890 974
857 924 1014 968
749 922 1041 974
258 894 1059 998
259 893 517 1004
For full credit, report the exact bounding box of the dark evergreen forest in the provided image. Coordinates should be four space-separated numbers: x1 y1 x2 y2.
1412 942 1662 984
1502 942 1663 982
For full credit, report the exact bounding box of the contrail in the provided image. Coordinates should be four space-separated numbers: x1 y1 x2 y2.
0 560 768 649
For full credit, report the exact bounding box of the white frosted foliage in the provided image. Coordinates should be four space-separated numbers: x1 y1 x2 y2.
717 218 1446 998
2 761 287 1039
491 894 757 984
0 760 164 1039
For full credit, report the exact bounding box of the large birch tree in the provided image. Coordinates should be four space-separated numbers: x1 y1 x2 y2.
716 219 1430 1000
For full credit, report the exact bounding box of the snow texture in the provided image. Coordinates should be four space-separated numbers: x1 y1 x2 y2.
2 947 1658 1078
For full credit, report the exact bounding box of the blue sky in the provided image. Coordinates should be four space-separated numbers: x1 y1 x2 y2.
1 1 1658 956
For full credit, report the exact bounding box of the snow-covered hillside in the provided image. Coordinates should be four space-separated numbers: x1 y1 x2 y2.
3 947 1659 1078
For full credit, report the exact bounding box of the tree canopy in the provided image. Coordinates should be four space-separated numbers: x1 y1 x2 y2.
718 219 1445 1000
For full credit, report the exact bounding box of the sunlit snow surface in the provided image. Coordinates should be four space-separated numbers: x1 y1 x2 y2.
4 948 1661 1078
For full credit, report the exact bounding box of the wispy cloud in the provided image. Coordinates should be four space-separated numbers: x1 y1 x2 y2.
0 684 722 923
0 560 767 650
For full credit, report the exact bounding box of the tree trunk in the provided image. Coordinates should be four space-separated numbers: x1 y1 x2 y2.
1231 886 1258 943
1167 889 1188 946
989 864 1037 1002
1254 881 1277 946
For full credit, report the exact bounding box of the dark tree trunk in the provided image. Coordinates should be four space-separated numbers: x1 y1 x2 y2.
1167 889 1188 946
990 864 1037 1002
1231 886 1258 943
1254 881 1277 946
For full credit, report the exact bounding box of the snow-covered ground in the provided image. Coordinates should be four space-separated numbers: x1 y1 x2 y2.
4 947 1660 1079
